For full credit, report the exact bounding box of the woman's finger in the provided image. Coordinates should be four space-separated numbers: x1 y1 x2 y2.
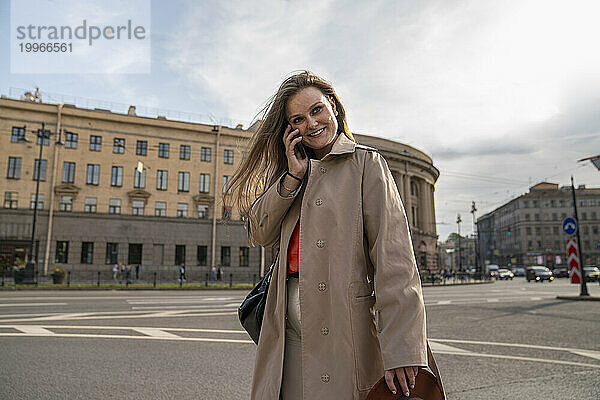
405 366 416 390
396 368 410 397
384 370 397 395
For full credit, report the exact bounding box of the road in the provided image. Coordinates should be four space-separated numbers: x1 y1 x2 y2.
1 279 599 399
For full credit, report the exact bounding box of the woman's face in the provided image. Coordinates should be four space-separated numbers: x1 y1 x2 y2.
286 86 339 158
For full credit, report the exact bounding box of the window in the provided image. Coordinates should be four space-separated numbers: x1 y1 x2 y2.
30 193 44 210
534 214 539 221
180 145 190 160
550 200 555 207
222 176 231 194
36 129 50 146
197 245 208 266
33 159 47 181
59 195 73 211
525 214 530 221
583 226 589 234
553 226 559 235
81 242 93 264
224 149 234 164
157 170 168 190
559 200 565 207
158 143 169 158
526 227 531 235
11 126 25 142
523 200 529 208
222 205 232 220
198 204 209 219
593 212 598 220
84 197 97 213
109 198 121 214
106 242 118 264
132 200 145 216
128 243 143 265
535 227 541 235
175 245 186 266
111 166 123 187
4 192 18 208
580 200 587 207
134 168 146 189
86 164 100 185
65 131 78 149
113 138 125 154
178 172 190 192
533 200 538 207
136 140 147 156
62 162 76 183
590 199 597 207
552 213 557 221
582 212 587 221
90 135 102 151
239 247 249 267
177 203 188 217
199 174 210 193
201 147 211 162
55 241 69 263
221 246 231 267
155 201 166 216
593 225 599 234
7 157 22 179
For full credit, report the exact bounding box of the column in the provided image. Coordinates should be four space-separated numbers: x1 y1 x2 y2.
404 175 412 227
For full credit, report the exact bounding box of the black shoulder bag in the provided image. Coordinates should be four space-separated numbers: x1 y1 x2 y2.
238 249 279 344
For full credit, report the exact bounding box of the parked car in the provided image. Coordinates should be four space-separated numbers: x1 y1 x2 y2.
552 267 569 278
487 264 499 279
583 266 600 282
513 267 526 277
526 266 554 282
497 268 514 280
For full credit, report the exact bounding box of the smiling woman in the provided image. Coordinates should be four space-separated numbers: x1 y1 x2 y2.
224 71 431 400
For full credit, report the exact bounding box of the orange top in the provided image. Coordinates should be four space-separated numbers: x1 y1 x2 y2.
287 219 300 274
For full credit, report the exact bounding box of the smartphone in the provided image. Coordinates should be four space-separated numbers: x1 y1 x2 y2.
292 133 307 159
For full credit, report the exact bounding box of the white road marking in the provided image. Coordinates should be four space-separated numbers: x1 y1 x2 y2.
0 303 68 307
436 300 452 305
0 311 238 323
0 332 254 344
127 297 237 304
487 298 499 302
429 341 471 353
130 304 239 310
13 325 54 335
133 328 181 338
433 350 600 369
570 350 600 361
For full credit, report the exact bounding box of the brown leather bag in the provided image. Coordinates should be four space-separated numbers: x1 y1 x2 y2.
366 342 445 400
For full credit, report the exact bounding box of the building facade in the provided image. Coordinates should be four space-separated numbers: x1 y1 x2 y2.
438 233 477 272
477 182 600 269
1 96 440 279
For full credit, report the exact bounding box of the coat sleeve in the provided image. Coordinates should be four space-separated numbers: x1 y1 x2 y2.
362 150 427 370
249 172 301 248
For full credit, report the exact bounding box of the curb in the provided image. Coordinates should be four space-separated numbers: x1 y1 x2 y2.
422 280 494 288
556 295 600 302
0 285 254 291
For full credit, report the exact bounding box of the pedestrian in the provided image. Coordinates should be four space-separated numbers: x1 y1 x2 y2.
118 263 125 284
112 263 119 282
178 263 186 283
135 264 140 281
225 71 427 399
210 266 217 281
217 266 223 281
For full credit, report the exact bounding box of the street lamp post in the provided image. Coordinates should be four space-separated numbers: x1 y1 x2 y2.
457 214 462 271
19 123 48 284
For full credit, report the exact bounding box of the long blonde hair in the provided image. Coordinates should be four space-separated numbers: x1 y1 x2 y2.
224 71 354 244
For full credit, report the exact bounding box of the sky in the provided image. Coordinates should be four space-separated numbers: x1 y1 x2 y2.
1 0 599 241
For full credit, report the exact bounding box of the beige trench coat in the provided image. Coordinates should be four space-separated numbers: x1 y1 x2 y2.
249 133 427 400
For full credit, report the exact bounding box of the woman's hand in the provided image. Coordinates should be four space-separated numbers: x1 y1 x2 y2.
283 125 308 179
385 366 419 397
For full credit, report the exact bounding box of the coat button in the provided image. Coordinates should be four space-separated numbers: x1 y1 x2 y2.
318 282 327 291
315 198 323 206
321 327 329 335
321 373 330 383
316 239 325 248
319 166 326 174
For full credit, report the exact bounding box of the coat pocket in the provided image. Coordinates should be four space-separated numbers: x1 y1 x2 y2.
348 281 384 392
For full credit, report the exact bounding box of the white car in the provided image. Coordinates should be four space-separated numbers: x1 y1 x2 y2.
497 268 514 280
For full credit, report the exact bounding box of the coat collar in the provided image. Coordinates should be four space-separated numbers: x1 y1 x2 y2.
322 132 356 158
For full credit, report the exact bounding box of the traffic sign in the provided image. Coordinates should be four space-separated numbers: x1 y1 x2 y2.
562 217 577 235
566 238 581 284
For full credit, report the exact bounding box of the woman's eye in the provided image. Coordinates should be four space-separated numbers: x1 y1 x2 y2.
312 106 322 114
292 117 302 124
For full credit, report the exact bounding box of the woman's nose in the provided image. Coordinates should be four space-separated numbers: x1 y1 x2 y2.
307 116 319 129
